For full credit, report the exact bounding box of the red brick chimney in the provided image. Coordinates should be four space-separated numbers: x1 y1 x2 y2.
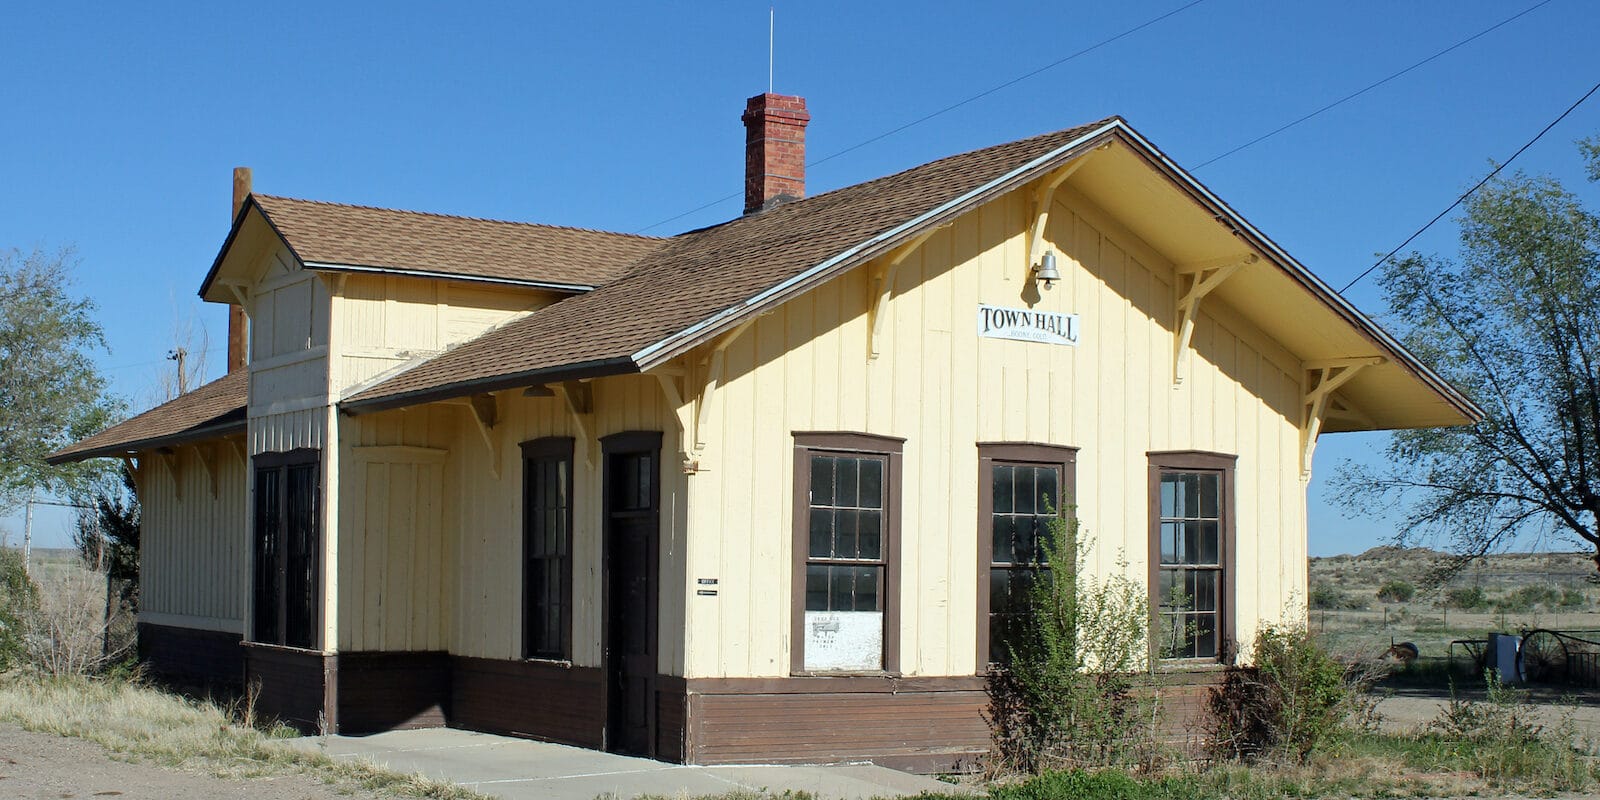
228 167 251 373
742 93 810 214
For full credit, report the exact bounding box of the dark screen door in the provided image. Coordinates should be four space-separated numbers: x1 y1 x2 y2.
604 438 659 756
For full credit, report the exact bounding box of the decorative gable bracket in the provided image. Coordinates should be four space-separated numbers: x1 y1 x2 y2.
653 316 761 473
467 393 502 478
555 382 596 469
1023 159 1093 282
867 228 940 360
1173 253 1258 384
1300 357 1384 479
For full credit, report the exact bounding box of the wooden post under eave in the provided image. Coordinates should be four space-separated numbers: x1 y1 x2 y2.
228 167 252 373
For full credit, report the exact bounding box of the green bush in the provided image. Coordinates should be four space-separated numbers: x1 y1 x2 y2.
1496 585 1562 612
1559 587 1586 608
1445 586 1488 610
0 549 40 670
986 516 1156 774
1210 625 1364 763
1308 584 1365 610
1376 579 1415 603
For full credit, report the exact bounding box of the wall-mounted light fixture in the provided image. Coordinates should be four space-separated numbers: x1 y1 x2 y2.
1032 250 1061 289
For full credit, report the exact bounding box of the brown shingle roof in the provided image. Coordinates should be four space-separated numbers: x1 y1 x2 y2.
246 195 667 289
47 371 248 464
343 119 1120 410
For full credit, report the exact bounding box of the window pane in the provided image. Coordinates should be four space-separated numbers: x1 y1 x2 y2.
993 516 1015 564
1194 613 1217 658
853 566 880 611
1038 468 1058 513
805 564 829 611
1191 570 1218 612
253 469 281 645
1200 473 1219 519
811 457 835 506
829 566 853 610
1199 521 1219 565
859 459 883 509
836 458 859 507
991 567 1012 611
284 464 318 650
1160 522 1178 564
1014 468 1034 515
993 465 1013 514
1183 474 1201 519
1182 521 1202 565
809 508 834 559
1160 477 1176 519
858 511 882 560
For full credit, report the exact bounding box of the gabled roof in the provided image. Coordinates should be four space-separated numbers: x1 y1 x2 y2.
342 118 1120 410
198 195 668 298
339 117 1481 429
47 371 248 464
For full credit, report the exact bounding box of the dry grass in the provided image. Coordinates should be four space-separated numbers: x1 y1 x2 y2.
0 674 490 799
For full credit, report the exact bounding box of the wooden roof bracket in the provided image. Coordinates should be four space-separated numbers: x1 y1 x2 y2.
654 317 763 473
1173 253 1258 384
1023 159 1092 282
196 442 220 499
122 455 142 494
221 281 251 310
467 392 502 478
1300 357 1385 479
555 381 595 469
156 447 182 501
868 228 940 360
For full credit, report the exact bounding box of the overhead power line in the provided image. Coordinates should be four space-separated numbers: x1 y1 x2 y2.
633 0 1208 234
1193 0 1554 170
1339 78 1600 294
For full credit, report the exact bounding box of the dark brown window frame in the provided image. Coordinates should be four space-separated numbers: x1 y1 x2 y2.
250 448 322 651
521 436 576 661
976 442 1078 671
1147 450 1237 665
791 432 905 676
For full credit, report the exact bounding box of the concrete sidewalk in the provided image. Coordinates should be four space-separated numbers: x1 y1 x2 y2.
288 728 963 800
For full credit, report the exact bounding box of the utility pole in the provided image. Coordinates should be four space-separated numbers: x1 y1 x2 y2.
23 494 34 577
169 347 189 395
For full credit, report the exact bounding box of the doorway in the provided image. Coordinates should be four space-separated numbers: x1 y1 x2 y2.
601 432 661 757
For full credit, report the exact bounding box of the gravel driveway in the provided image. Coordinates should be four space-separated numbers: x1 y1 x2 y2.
0 724 354 800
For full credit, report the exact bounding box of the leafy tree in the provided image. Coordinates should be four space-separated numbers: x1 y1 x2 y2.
0 248 120 506
1376 579 1415 603
1339 139 1600 571
72 464 140 602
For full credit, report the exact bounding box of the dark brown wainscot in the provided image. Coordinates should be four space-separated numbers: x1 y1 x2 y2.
680 675 991 772
335 651 450 733
242 642 335 733
449 656 606 749
137 622 244 689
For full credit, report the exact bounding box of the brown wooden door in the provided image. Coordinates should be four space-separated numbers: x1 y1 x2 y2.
603 437 659 757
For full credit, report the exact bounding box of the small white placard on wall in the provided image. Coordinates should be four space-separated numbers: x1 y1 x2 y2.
977 304 1079 346
804 611 883 671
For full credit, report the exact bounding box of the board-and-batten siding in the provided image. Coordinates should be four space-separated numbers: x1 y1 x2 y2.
247 244 332 456
137 443 248 632
335 375 687 671
330 274 551 396
683 186 1306 679
451 374 687 672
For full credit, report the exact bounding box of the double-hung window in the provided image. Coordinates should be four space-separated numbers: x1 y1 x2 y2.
1149 451 1235 662
252 450 321 649
792 433 903 674
522 437 574 660
977 443 1076 669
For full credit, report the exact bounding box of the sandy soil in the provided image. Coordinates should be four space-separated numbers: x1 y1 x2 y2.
0 724 354 800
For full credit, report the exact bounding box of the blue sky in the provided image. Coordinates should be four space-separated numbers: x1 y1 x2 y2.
2 1 1598 554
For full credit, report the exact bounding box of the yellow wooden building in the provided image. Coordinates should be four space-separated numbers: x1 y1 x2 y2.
52 94 1479 768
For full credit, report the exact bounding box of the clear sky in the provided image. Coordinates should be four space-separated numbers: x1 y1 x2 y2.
2 1 1597 554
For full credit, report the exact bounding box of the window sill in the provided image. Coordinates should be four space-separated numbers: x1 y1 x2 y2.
789 670 903 679
1155 659 1232 673
522 657 576 668
240 641 326 655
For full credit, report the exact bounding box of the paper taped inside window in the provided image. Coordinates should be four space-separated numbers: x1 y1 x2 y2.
804 610 883 671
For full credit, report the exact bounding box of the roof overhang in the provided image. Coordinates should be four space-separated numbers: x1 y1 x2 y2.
46 419 247 464
338 356 637 415
629 119 1481 431
198 198 595 303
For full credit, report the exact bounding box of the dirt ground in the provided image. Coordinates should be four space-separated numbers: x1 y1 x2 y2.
1375 689 1600 741
0 724 353 800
